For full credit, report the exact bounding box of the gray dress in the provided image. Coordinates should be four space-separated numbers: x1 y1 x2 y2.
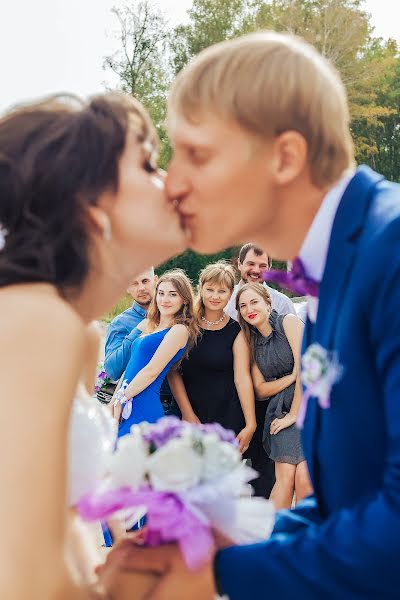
255 310 305 465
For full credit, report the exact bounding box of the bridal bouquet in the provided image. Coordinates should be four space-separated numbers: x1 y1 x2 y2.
77 417 275 569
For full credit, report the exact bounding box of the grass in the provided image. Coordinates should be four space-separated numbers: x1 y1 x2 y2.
102 294 132 323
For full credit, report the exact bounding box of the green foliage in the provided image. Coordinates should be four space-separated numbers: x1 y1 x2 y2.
157 247 239 283
102 294 132 323
104 2 172 165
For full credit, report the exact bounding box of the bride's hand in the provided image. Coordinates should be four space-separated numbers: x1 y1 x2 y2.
96 553 158 600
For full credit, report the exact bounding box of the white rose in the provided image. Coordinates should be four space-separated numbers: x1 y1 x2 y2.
201 433 241 481
109 429 149 490
147 436 203 492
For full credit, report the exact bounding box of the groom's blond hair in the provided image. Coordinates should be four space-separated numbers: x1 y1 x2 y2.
168 32 354 188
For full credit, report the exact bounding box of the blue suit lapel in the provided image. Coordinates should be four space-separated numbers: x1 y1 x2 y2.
301 166 384 482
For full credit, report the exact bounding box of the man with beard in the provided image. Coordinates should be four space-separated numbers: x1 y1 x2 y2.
225 242 295 321
104 268 181 417
104 268 157 382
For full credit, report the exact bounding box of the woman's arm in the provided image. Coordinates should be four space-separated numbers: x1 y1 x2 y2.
232 332 256 452
270 314 304 435
167 370 200 424
251 362 296 399
83 321 102 395
0 292 100 599
123 324 189 400
282 314 303 417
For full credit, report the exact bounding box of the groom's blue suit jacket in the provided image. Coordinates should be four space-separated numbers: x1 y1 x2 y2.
216 167 400 599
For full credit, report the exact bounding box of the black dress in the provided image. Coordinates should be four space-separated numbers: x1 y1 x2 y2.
180 318 246 434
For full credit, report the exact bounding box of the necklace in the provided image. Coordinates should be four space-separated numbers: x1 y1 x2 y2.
201 313 226 330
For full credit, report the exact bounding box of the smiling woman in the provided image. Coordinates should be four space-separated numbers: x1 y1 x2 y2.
168 261 257 457
113 269 199 438
237 283 312 510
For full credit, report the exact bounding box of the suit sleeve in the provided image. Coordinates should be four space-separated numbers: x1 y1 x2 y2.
104 324 141 381
215 223 400 600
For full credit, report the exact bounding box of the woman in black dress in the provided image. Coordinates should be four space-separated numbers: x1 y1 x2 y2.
237 282 312 509
168 262 256 453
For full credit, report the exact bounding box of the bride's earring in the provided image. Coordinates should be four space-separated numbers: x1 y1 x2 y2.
102 215 112 242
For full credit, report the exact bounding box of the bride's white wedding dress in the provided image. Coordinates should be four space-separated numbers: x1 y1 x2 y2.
67 384 116 584
69 384 116 505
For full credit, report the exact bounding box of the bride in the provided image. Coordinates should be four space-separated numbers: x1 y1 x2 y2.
0 92 185 598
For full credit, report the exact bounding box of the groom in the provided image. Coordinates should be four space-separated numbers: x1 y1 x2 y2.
108 32 400 599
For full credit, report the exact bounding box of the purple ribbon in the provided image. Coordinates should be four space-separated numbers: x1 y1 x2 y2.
78 486 214 570
262 257 319 297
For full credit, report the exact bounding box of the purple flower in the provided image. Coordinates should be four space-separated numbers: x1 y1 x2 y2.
142 416 189 448
199 423 238 446
98 371 107 380
78 486 214 570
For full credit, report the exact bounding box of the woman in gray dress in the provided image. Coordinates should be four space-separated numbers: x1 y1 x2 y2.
237 283 312 509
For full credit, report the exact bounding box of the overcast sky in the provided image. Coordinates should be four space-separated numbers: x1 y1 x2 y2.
0 0 398 114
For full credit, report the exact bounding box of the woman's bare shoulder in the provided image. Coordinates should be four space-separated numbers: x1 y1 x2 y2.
0 284 85 348
137 318 149 332
169 323 189 342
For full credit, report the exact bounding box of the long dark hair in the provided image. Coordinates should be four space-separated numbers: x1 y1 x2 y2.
0 92 157 291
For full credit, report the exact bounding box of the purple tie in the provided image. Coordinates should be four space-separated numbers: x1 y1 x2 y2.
262 257 320 297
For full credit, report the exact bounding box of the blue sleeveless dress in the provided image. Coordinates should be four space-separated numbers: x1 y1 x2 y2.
117 327 187 438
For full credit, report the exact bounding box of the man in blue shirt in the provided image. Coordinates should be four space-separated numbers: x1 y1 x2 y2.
104 268 156 381
104 268 180 416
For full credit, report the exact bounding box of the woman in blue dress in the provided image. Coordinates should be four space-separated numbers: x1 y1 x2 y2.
113 269 199 437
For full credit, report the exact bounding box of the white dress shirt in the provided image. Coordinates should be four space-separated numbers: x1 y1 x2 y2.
225 282 296 321
299 170 355 323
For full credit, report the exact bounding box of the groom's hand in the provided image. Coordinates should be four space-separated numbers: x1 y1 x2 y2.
104 541 216 600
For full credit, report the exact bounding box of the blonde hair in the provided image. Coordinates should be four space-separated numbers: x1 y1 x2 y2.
169 31 354 188
195 261 236 321
236 283 272 362
147 269 200 359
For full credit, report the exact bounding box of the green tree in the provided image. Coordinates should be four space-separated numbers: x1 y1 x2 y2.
241 0 400 179
350 38 400 180
171 0 251 73
104 1 172 167
157 248 239 283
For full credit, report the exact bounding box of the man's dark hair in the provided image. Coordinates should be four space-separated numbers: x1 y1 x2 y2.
238 243 272 268
0 92 156 291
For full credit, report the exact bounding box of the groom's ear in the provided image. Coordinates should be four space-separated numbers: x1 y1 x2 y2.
270 131 308 185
